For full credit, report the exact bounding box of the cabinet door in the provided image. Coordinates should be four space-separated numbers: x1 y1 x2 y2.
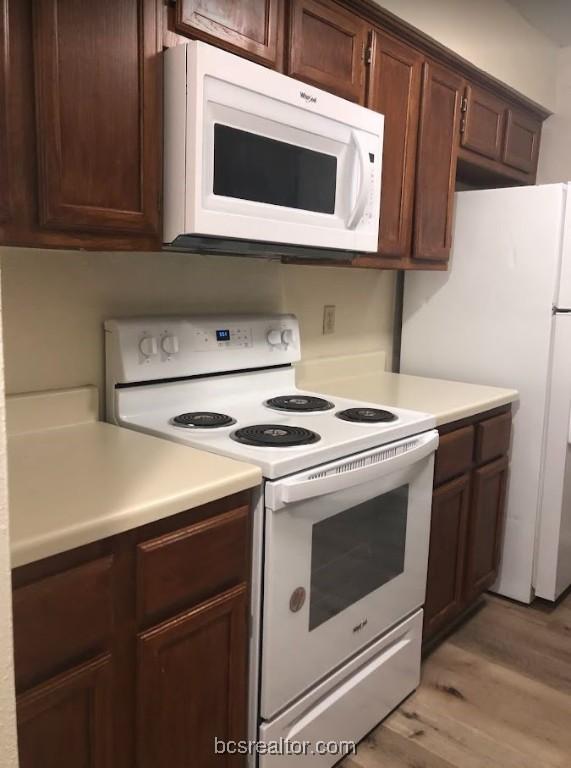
287 0 368 104
0 0 9 223
464 456 508 603
461 84 505 162
32 0 160 237
366 30 422 259
413 61 463 263
138 585 248 767
502 108 541 175
17 655 112 768
174 0 283 68
424 474 470 640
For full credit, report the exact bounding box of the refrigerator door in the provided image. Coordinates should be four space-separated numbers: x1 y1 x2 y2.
555 184 571 310
402 184 567 603
534 312 571 600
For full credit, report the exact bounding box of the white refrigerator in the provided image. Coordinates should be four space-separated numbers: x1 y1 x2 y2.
401 183 571 604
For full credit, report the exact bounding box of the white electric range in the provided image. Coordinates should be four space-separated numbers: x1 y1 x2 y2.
105 314 438 767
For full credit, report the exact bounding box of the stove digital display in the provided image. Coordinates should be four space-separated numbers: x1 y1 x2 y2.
216 329 231 342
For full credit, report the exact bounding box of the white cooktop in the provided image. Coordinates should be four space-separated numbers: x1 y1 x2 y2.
114 367 435 479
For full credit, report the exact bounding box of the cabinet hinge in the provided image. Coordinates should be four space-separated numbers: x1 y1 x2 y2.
365 45 373 65
461 96 468 112
460 115 466 134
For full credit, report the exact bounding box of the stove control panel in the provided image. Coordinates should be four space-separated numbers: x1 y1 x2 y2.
105 314 301 384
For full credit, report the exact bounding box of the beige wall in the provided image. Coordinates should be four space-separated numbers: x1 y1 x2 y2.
0 248 395 398
537 47 571 184
373 0 558 110
0 275 18 768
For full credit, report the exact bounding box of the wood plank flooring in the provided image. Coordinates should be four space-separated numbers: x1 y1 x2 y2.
342 593 571 768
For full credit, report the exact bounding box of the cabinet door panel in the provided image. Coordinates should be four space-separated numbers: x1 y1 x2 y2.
0 0 9 223
464 457 508 602
137 504 249 626
175 0 283 67
503 108 541 175
13 556 114 691
461 84 505 161
413 61 463 262
138 585 248 768
17 655 112 768
424 474 470 640
287 0 367 104
367 30 422 259
32 0 160 236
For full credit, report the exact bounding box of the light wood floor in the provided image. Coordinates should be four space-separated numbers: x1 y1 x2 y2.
342 592 571 768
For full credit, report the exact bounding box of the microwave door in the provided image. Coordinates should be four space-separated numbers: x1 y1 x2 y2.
189 82 382 251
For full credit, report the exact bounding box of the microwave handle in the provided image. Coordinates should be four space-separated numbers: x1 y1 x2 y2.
271 430 438 508
347 131 371 230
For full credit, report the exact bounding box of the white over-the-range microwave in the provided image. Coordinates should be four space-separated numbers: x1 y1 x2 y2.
163 41 384 259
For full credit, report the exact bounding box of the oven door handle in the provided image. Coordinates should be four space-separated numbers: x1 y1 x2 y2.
346 130 370 230
270 430 438 509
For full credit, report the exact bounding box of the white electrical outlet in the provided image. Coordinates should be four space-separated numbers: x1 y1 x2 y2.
323 305 336 335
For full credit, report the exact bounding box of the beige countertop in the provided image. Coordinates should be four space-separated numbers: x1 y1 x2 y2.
296 352 518 427
7 387 261 568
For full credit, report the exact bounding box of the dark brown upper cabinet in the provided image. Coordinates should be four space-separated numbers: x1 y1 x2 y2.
174 0 284 69
287 0 368 104
460 84 505 162
413 61 464 263
0 0 161 251
33 0 160 237
503 107 541 175
364 30 422 261
0 0 9 224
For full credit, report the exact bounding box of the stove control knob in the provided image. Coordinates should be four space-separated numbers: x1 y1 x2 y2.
161 334 179 356
139 335 158 358
281 329 294 346
267 329 282 347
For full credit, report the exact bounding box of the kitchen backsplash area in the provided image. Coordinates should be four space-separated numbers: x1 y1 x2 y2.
0 248 395 399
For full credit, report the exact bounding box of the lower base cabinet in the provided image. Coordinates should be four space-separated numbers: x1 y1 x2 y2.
17 656 113 768
138 585 248 768
12 491 252 768
424 473 470 639
423 407 511 644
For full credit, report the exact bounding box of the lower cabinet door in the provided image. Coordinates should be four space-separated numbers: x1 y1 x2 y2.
423 473 470 640
137 584 248 767
464 456 509 603
17 655 113 768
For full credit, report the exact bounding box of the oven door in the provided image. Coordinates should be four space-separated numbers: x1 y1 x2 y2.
261 430 438 719
187 51 382 252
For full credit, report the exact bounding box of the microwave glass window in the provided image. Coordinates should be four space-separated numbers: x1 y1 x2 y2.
309 485 409 631
213 124 337 214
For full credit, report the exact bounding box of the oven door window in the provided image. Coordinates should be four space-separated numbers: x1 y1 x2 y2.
309 485 409 631
213 124 337 214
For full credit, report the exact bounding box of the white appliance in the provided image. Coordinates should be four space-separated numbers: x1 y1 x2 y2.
163 41 383 258
105 314 437 767
401 183 571 604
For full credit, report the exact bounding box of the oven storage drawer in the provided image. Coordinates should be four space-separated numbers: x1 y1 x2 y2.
258 610 422 767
